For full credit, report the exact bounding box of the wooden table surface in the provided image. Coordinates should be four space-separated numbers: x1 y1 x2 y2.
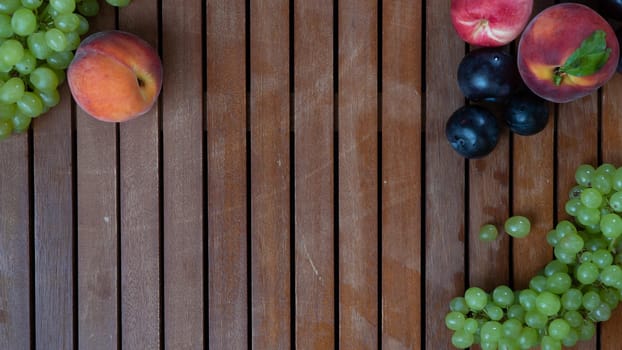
2 0 622 349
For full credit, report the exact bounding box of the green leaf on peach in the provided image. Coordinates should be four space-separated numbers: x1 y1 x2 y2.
554 30 611 86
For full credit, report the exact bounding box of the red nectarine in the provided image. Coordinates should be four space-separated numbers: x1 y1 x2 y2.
67 30 163 122
517 3 619 103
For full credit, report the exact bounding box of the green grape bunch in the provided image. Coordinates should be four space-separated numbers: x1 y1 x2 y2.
445 163 622 350
0 0 132 141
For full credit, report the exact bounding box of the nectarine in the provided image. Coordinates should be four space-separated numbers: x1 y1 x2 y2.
67 30 162 122
517 3 619 103
451 0 533 47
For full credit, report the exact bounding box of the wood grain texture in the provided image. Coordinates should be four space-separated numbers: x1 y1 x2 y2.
424 0 465 348
32 85 74 350
0 134 30 350
206 0 248 349
381 0 422 349
75 4 118 349
293 0 335 348
161 0 204 348
511 0 556 290
338 0 378 348
118 1 161 348
600 68 622 350
250 0 291 348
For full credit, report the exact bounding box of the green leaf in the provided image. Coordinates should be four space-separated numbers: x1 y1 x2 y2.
553 30 612 86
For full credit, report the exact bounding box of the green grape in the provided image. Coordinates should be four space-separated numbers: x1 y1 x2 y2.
64 30 80 50
480 321 502 343
11 110 30 132
75 13 89 35
0 102 16 120
561 288 583 311
11 7 36 36
577 205 600 226
565 197 582 217
54 13 80 32
484 303 504 321
504 216 531 238
507 304 525 321
519 289 538 311
492 285 514 307
480 341 497 350
582 290 601 311
589 302 612 322
0 14 12 38
46 50 73 70
450 296 469 314
50 0 76 14
451 329 474 349
14 49 36 74
558 232 584 253
77 0 99 17
21 0 43 9
535 291 561 316
578 251 592 263
563 310 584 328
575 164 595 186
30 66 59 92
548 318 570 340
517 327 539 349
600 265 622 287
562 328 579 348
465 287 488 311
0 0 21 14
576 262 599 285
0 38 23 66
0 77 25 104
580 188 603 208
463 318 479 334
0 119 12 140
553 245 576 264
45 28 67 52
592 173 613 194
540 335 562 350
445 311 466 331
569 185 585 199
524 309 548 329
27 31 53 59
16 91 43 117
578 319 596 340
556 220 577 235
497 337 519 350
598 163 616 175
106 0 132 7
609 191 622 212
479 224 498 242
600 213 622 239
545 272 572 294
613 167 622 191
592 249 613 268
36 88 60 108
502 318 522 339
585 236 608 252
546 229 561 247
528 275 547 293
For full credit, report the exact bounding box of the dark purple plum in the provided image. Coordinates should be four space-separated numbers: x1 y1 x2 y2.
504 91 550 136
616 27 622 73
457 47 521 103
445 105 500 158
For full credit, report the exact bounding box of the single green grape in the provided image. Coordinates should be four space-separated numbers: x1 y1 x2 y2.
541 335 562 350
464 287 488 311
545 272 572 294
502 318 522 339
77 0 99 17
582 291 601 311
45 28 67 52
561 288 583 311
580 188 603 209
484 303 503 321
518 289 538 311
613 167 622 191
524 309 548 329
592 173 613 194
11 110 31 133
11 7 37 36
536 291 561 316
575 262 599 285
21 0 44 10
14 49 36 74
0 14 12 38
50 0 76 14
445 311 466 331
548 318 571 340
575 164 595 186
563 310 584 328
600 213 622 239
0 77 25 104
504 215 531 238
27 31 53 59
517 327 539 349
590 302 612 322
0 0 21 15
562 328 580 348
0 39 24 66
592 249 613 268
54 13 80 32
492 285 514 307
478 224 498 242
30 66 59 92
480 321 502 343
16 91 44 118
451 329 474 349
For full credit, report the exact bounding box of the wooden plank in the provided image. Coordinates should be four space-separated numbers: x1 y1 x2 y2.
338 0 378 347
597 71 622 350
380 0 421 349
206 0 248 348
0 134 30 350
161 0 204 348
75 3 118 349
249 0 291 348
32 86 74 350
293 0 334 348
424 0 466 348
118 1 161 348
558 95 599 350
511 0 556 291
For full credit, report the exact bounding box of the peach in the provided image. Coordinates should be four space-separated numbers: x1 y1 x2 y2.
67 30 163 122
451 0 533 47
517 3 619 103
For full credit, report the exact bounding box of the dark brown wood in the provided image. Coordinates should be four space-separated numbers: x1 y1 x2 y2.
293 0 335 348
118 1 161 348
338 0 378 347
381 0 422 349
161 0 204 347
424 0 466 348
0 134 30 350
250 0 291 348
206 0 250 349
32 85 74 350
75 4 118 348
206 0 248 348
